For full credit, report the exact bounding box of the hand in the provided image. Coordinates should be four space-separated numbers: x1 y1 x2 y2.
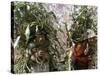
37 50 45 57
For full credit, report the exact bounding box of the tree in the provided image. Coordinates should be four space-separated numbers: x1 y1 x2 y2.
70 6 97 41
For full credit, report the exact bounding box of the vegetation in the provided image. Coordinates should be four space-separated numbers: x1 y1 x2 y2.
11 2 97 73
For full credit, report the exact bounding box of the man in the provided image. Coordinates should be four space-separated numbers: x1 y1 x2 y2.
25 27 52 72
86 29 97 69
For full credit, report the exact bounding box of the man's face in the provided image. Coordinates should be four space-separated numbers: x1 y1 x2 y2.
88 37 97 48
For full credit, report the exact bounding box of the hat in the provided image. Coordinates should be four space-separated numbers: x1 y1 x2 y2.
86 29 96 39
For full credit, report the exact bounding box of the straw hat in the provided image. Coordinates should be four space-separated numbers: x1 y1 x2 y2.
86 29 96 39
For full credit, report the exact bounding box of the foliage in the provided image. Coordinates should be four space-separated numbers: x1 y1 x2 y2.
12 2 62 73
70 6 97 41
